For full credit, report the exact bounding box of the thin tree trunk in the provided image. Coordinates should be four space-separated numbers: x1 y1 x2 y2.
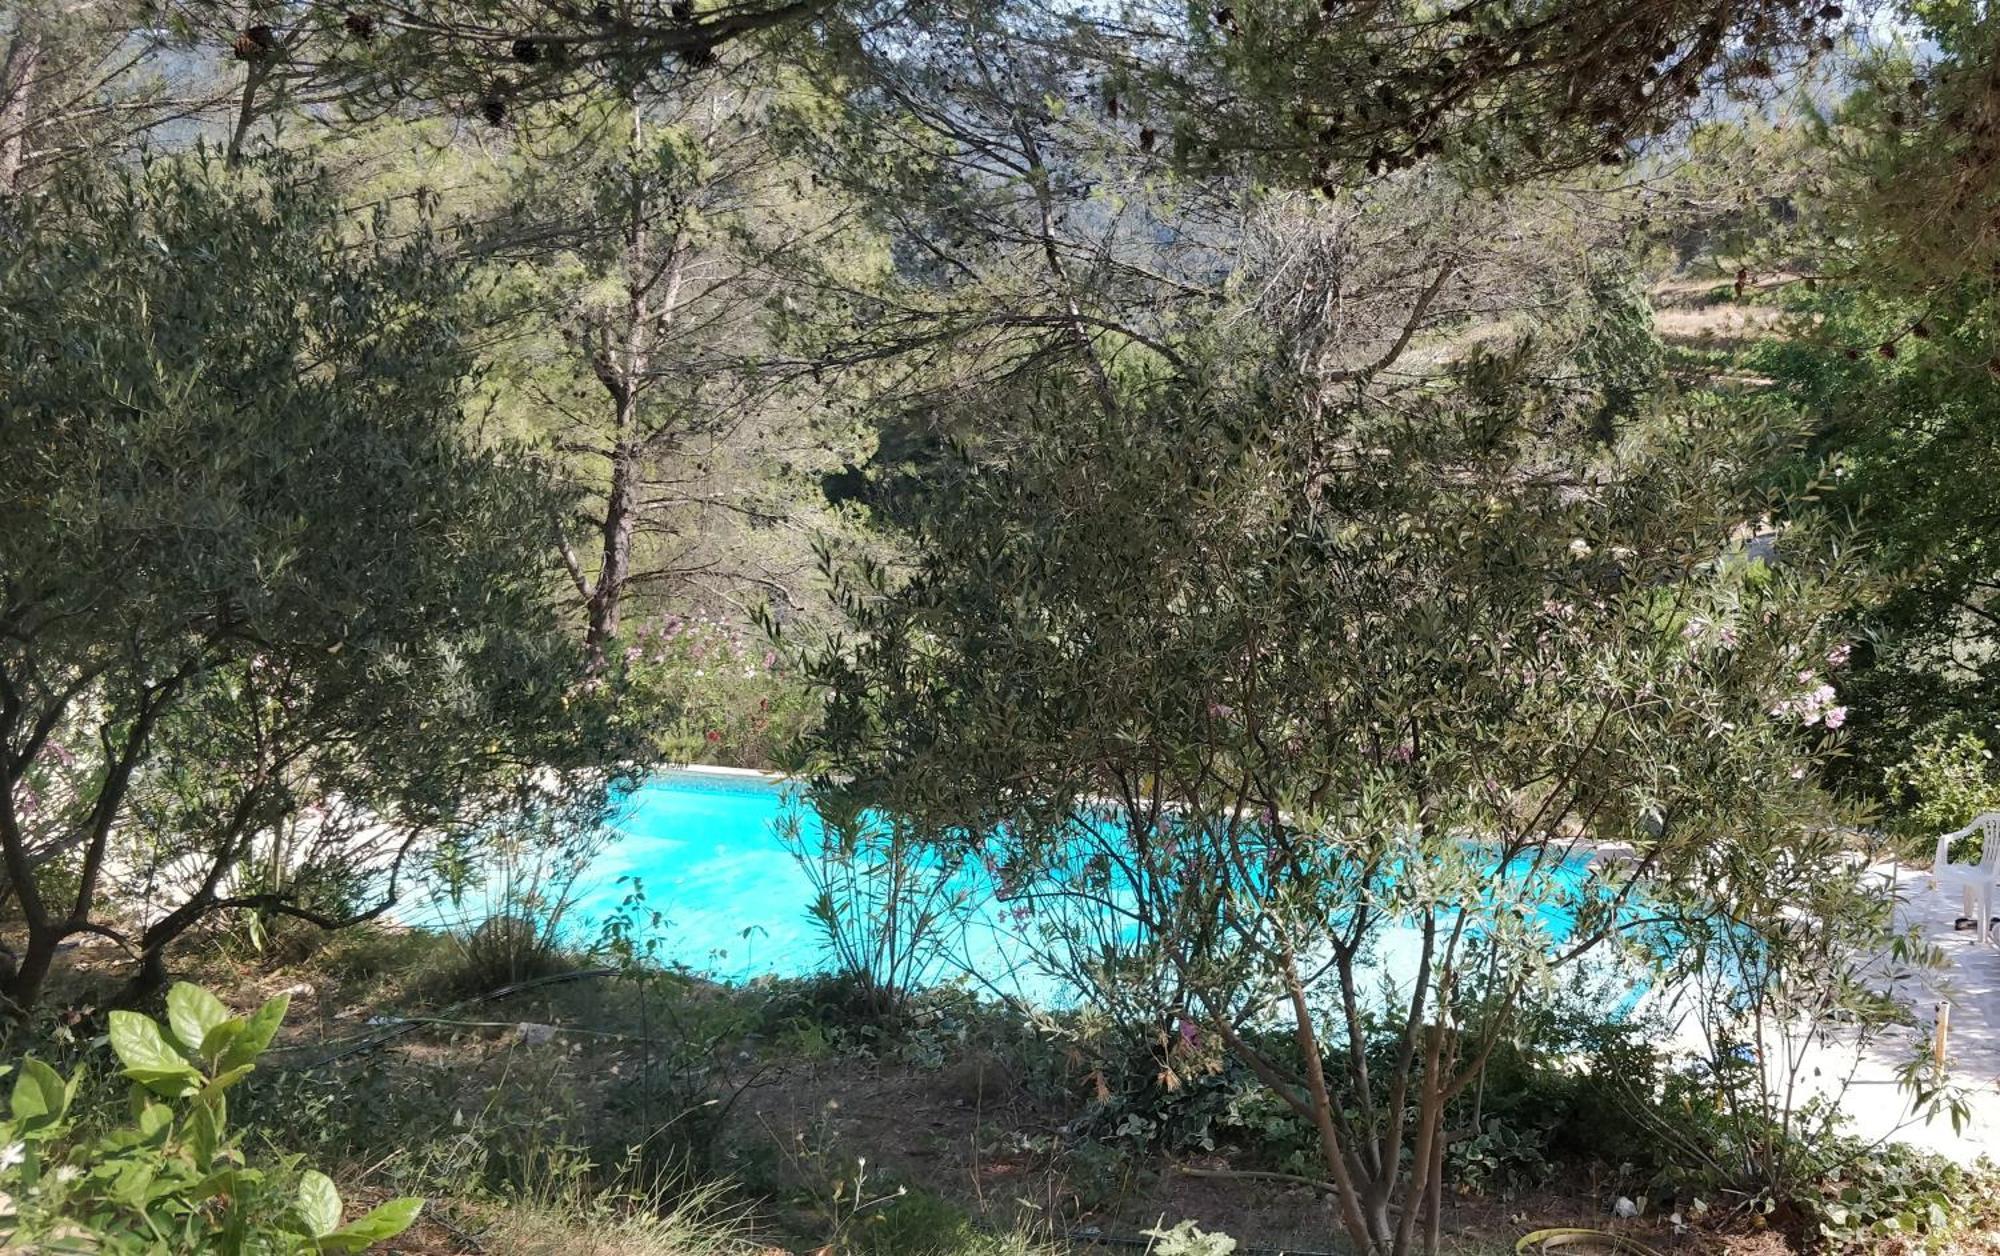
2 920 60 1015
0 15 42 194
581 101 650 659
226 52 271 166
586 412 642 652
581 99 694 658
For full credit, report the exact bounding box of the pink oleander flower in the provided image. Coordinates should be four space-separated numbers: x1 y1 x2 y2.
1827 643 1852 668
1177 1016 1201 1049
1796 669 1817 686
1823 705 1847 729
1207 702 1234 719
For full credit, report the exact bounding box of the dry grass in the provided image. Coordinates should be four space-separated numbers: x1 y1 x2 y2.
474 1203 760 1256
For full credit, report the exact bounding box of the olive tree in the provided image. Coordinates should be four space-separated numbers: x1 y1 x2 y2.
800 336 1871 1251
0 150 622 1012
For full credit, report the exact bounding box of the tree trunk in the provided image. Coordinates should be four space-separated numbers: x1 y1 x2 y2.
585 426 641 655
580 100 657 659
2 921 60 1017
124 901 206 1002
0 15 42 194
125 943 171 1002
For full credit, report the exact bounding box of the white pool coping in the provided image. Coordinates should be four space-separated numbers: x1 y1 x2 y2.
658 762 787 782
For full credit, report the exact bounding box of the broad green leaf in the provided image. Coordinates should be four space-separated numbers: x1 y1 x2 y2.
109 1011 200 1095
166 984 231 1055
320 1196 423 1251
136 1100 173 1141
188 1096 219 1170
199 1018 246 1066
109 1156 158 1208
197 1064 255 1103
188 1168 251 1202
218 993 289 1073
298 1168 342 1238
10 1057 69 1131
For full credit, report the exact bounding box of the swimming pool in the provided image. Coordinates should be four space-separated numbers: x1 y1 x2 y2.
445 767 1642 1012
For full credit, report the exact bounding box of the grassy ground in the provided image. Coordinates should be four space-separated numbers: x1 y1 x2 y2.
0 914 1955 1256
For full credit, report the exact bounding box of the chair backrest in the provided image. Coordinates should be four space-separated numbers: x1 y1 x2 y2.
1936 812 2000 872
1976 812 2000 872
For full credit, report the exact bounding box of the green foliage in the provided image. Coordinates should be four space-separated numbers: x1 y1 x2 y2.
800 313 1862 1252
0 983 420 1252
1811 1140 1994 1248
1139 1220 1236 1256
1447 1119 1550 1196
610 614 819 769
239 1047 601 1208
0 146 626 1008
1571 269 1670 438
779 793 972 1017
854 1189 979 1256
1885 729 2000 858
1741 273 2000 798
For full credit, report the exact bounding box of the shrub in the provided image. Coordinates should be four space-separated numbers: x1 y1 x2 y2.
0 982 420 1252
1885 728 2000 860
611 613 818 770
1810 1139 1996 1248
422 802 603 998
781 793 972 1020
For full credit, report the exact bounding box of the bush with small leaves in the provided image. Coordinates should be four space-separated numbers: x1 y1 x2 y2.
0 982 421 1253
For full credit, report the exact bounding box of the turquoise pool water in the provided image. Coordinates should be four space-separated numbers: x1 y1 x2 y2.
564 769 840 979
472 768 1637 1010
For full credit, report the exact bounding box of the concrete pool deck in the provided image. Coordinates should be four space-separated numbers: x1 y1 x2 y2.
1746 862 2000 1164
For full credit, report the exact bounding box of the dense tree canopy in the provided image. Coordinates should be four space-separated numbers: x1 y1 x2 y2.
0 151 622 1010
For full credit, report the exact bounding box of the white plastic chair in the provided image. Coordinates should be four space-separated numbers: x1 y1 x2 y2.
1933 812 2000 942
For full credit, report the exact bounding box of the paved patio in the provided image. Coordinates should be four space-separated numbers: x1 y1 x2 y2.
1750 864 2000 1163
